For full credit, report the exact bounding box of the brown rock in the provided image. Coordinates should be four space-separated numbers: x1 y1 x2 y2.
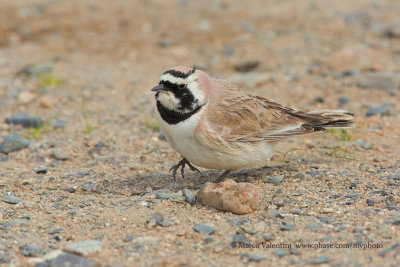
18 91 37 104
197 179 259 215
39 96 53 108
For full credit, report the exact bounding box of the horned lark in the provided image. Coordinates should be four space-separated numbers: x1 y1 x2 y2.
152 66 353 182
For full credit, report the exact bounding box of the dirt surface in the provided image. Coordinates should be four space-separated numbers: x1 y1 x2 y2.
1 0 400 266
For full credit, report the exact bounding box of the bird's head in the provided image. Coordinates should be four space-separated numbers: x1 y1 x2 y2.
151 66 208 113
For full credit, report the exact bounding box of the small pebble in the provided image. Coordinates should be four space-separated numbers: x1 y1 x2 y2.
146 212 164 226
232 234 246 243
35 167 48 174
19 245 45 257
82 182 97 192
366 199 375 206
248 254 267 262
2 195 23 204
65 240 103 256
265 175 285 185
312 256 330 264
345 194 359 199
182 189 196 205
275 249 287 257
193 224 215 235
280 222 294 231
0 134 30 154
5 114 43 128
52 149 70 160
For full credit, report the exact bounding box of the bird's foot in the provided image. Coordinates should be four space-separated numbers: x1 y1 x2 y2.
170 158 203 181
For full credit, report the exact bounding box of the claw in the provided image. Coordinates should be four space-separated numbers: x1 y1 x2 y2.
169 158 202 180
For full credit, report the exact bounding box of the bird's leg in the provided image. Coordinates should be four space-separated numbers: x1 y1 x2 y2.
170 158 202 181
214 170 231 183
185 160 203 178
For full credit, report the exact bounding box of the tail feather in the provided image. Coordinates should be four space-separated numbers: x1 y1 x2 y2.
306 110 354 129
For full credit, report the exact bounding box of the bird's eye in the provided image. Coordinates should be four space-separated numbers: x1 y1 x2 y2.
178 84 186 89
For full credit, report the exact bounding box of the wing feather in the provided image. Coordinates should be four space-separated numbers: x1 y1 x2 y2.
206 80 321 143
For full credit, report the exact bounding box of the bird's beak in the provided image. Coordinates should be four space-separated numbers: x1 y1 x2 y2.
151 84 168 92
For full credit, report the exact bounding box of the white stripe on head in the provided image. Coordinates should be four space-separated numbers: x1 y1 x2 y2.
160 73 197 85
160 72 205 102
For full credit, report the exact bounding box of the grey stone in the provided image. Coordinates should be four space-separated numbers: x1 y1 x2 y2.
275 249 287 257
358 72 400 91
272 197 284 207
182 189 196 205
248 254 267 262
203 237 214 244
263 208 279 218
0 219 29 230
338 96 349 107
393 173 400 180
366 199 374 206
280 222 294 231
146 212 164 226
305 223 323 231
345 193 359 199
20 245 45 257
48 228 63 235
35 167 48 174
265 175 285 185
52 149 70 160
153 191 182 200
52 118 68 129
366 103 393 117
263 234 272 241
193 224 215 235
2 195 23 204
65 240 103 256
5 114 43 128
232 234 246 243
82 182 97 192
312 256 330 264
0 134 29 154
159 220 173 227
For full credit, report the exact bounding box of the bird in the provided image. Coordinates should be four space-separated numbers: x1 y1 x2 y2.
151 66 354 182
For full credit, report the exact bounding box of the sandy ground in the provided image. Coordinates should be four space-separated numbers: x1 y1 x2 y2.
0 0 400 266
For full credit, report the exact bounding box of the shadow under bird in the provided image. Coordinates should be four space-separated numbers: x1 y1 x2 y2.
151 66 354 182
